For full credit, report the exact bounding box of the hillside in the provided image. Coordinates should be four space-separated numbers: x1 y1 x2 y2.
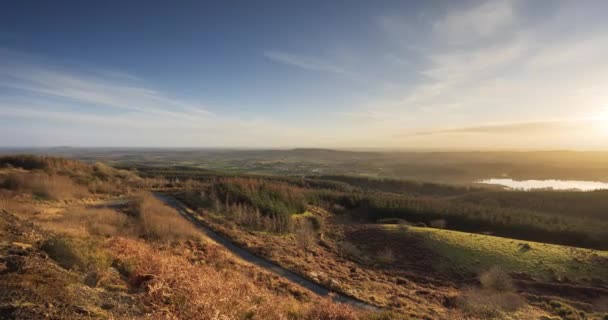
1 155 607 319
0 156 379 319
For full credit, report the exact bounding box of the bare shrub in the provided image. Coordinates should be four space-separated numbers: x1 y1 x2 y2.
457 288 525 318
480 267 514 292
376 247 395 265
295 219 317 250
458 267 525 317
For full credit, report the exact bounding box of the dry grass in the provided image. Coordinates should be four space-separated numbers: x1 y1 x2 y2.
130 192 203 241
106 237 364 320
41 236 112 272
41 192 203 242
1 171 90 200
51 207 133 237
0 197 40 217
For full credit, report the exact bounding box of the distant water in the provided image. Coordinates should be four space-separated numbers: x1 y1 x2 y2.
479 179 608 191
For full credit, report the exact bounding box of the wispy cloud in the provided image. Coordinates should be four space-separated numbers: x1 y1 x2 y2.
399 120 585 137
263 50 359 79
0 51 217 126
433 0 515 44
0 51 317 147
337 110 394 122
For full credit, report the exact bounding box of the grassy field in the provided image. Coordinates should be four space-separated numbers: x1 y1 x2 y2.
383 225 608 284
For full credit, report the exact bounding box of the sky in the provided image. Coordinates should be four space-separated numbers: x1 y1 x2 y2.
1 0 607 149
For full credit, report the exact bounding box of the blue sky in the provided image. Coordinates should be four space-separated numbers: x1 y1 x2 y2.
1 0 608 149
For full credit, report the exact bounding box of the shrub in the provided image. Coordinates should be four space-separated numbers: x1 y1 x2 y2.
295 219 317 251
376 247 395 265
41 236 111 272
305 215 324 233
457 288 525 318
479 267 515 292
339 241 370 264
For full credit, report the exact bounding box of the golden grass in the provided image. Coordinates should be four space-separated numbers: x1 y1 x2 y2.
107 237 365 320
131 192 203 241
1 171 90 200
50 207 133 237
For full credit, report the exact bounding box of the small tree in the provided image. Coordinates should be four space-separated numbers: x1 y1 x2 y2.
295 220 317 251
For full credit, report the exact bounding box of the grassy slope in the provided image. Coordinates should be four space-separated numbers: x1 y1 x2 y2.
383 225 608 284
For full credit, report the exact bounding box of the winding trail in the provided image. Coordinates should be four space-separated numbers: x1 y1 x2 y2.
153 193 376 310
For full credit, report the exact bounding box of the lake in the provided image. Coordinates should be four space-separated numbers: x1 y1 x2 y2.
478 178 608 191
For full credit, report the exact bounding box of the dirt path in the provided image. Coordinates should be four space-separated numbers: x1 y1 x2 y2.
153 193 376 310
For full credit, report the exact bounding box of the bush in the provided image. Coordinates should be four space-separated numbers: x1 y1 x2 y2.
375 247 395 265
457 288 525 318
339 241 370 264
457 267 525 317
295 219 317 251
41 236 111 272
305 215 324 232
479 267 515 292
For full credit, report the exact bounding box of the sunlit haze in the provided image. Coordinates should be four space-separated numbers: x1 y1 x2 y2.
1 0 607 149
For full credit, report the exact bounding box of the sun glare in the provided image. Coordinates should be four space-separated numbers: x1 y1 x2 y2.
595 108 608 135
